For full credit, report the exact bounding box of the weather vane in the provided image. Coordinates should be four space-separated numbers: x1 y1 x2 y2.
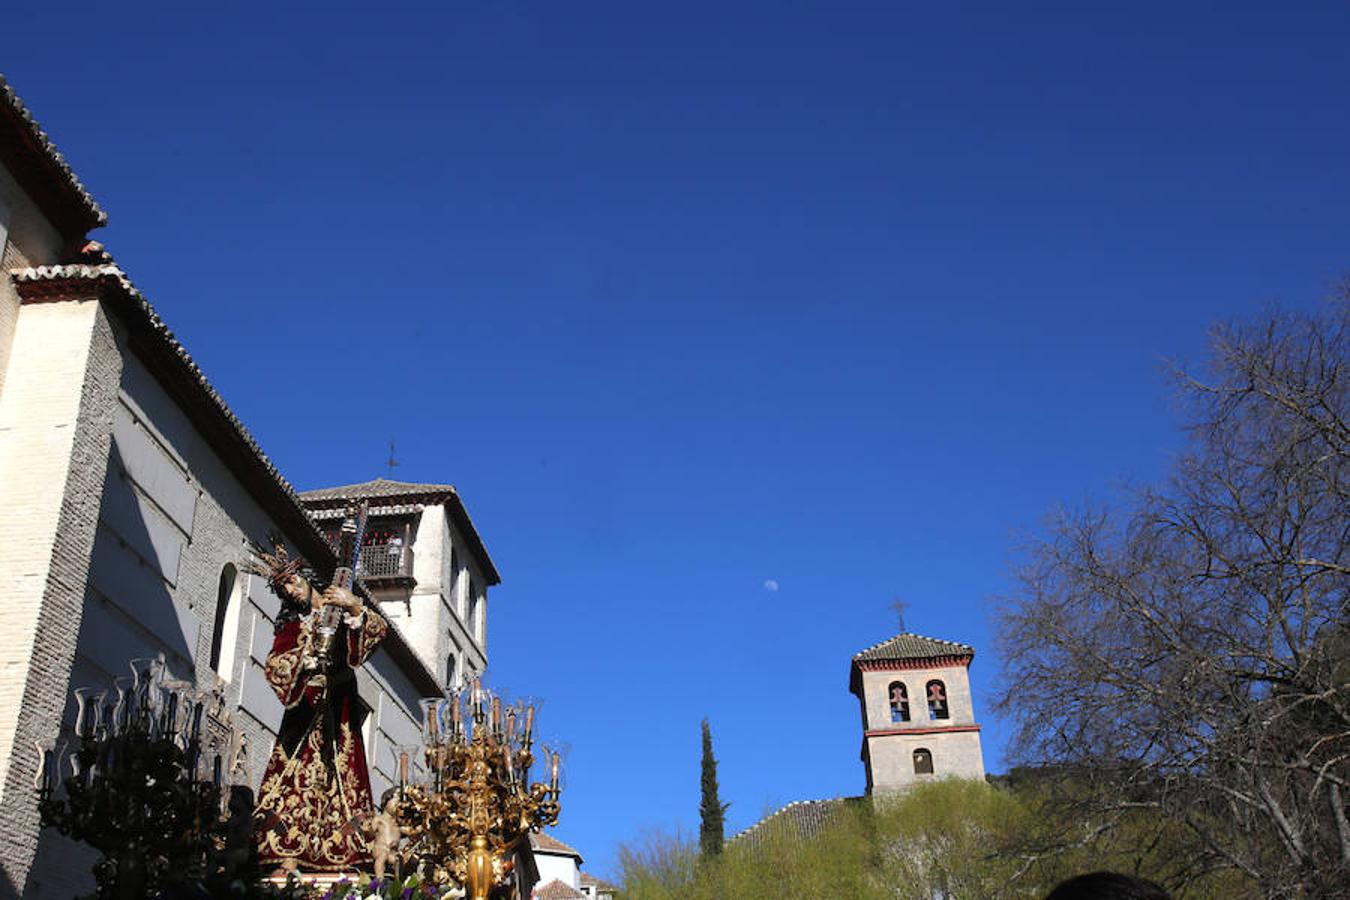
890 598 909 633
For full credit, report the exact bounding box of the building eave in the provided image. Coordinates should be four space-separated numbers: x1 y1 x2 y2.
10 262 445 699
0 74 107 241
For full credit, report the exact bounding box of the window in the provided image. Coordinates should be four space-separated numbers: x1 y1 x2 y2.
355 697 374 757
450 547 460 611
446 649 458 688
888 681 910 723
926 680 949 720
209 564 243 682
467 579 479 639
913 748 934 775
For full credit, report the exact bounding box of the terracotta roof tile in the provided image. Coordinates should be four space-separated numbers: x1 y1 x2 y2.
732 797 855 849
579 872 619 891
0 74 106 236
531 832 583 861
299 478 457 503
533 879 586 900
852 632 975 663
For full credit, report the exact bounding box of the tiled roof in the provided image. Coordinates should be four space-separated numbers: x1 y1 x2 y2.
300 478 456 503
852 633 975 663
300 478 501 585
13 263 315 541
533 879 586 900
531 832 584 861
0 74 106 238
308 503 426 520
732 798 854 849
579 872 619 891
9 257 445 699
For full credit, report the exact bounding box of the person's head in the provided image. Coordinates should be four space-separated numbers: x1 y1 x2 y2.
1044 872 1171 900
278 573 321 611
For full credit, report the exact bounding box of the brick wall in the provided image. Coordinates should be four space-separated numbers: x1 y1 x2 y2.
0 299 121 897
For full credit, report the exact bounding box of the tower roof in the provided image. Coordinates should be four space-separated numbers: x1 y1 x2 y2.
299 477 456 504
853 632 974 663
299 478 500 585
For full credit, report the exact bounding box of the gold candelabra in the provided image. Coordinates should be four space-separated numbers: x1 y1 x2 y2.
393 679 562 899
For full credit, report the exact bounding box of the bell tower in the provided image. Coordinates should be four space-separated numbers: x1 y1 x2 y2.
848 633 986 793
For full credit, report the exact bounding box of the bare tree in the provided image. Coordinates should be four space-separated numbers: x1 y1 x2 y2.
996 295 1348 898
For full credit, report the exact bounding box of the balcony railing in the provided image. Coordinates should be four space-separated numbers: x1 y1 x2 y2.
356 545 414 581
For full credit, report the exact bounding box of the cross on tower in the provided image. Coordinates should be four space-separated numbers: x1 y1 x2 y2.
889 598 909 633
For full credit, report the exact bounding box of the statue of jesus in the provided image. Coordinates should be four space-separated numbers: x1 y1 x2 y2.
247 543 389 874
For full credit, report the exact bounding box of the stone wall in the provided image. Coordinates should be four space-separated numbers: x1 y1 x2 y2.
855 662 985 792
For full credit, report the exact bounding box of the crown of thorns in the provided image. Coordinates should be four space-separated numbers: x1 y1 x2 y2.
243 539 308 593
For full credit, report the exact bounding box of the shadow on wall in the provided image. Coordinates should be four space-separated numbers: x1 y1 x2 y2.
22 441 194 898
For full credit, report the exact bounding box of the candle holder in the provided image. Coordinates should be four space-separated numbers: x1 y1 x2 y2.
37 657 256 899
393 678 562 899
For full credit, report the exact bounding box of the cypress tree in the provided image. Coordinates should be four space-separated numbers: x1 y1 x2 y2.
699 718 728 857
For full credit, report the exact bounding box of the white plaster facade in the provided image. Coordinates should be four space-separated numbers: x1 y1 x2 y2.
299 478 498 700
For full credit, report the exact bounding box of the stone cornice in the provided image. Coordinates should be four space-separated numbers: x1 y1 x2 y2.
864 724 982 738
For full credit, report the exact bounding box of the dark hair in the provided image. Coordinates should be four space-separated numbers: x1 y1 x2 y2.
1044 872 1171 900
272 567 326 632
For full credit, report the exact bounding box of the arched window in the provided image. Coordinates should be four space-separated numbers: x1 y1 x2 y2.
888 681 910 723
913 747 934 775
209 564 244 682
446 650 458 688
467 580 479 640
926 679 949 720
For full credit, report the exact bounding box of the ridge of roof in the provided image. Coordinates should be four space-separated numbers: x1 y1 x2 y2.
852 632 976 663
299 477 457 502
0 74 107 237
532 879 586 900
10 258 446 698
531 832 584 860
732 797 853 848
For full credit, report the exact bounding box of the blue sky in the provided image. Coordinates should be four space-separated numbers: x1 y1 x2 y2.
9 1 1350 878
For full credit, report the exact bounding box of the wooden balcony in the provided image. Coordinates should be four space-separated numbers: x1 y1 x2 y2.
357 544 415 586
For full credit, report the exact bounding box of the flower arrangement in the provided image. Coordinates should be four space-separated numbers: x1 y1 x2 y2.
260 873 454 900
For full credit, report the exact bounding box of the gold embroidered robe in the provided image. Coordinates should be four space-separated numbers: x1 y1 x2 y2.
253 609 388 872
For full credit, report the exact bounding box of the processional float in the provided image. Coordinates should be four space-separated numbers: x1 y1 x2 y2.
37 503 564 899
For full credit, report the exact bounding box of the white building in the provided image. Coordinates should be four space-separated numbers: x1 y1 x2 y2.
0 74 501 896
300 478 498 690
849 632 986 792
299 478 500 795
529 834 616 900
